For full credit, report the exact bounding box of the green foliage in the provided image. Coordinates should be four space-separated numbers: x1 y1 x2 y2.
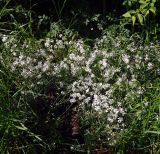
1 0 160 153
122 0 157 26
123 0 139 10
122 0 159 41
118 80 160 153
0 65 46 153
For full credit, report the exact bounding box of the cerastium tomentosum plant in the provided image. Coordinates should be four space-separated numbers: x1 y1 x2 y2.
0 27 160 147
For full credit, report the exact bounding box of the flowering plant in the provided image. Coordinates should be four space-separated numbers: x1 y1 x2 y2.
1 25 160 146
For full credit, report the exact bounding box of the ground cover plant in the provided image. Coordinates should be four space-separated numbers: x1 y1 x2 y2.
0 0 160 153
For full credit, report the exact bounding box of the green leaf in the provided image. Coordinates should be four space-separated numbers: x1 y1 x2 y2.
150 2 155 7
15 123 28 131
137 13 143 25
140 4 148 9
131 16 136 26
129 10 136 14
145 131 160 135
122 12 131 18
139 0 146 4
30 133 43 141
145 10 150 17
128 1 132 6
150 6 156 14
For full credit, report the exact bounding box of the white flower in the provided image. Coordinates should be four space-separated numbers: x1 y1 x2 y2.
85 65 92 73
116 77 122 85
37 74 42 79
42 62 49 72
144 102 149 106
108 117 114 123
19 54 23 61
94 105 101 111
39 49 46 56
20 60 25 66
13 52 17 56
36 62 43 69
2 35 7 42
157 69 160 75
122 54 130 64
44 38 51 47
70 98 76 103
100 59 108 68
145 54 149 61
118 117 123 123
69 53 75 60
13 60 19 66
147 62 153 70
84 97 90 103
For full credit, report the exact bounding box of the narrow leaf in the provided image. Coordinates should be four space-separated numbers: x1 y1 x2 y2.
15 123 28 131
137 13 143 25
15 126 28 131
145 131 160 135
131 16 136 26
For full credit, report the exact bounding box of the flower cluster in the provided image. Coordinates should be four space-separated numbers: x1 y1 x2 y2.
1 30 160 144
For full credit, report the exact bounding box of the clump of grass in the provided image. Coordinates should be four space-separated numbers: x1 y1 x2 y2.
0 65 47 153
116 79 160 153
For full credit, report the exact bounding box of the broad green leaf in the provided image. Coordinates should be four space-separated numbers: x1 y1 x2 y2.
140 3 148 9
139 0 146 4
150 6 156 14
145 10 150 17
150 2 155 7
129 10 136 14
122 12 131 18
128 1 132 6
131 16 136 26
137 13 143 25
